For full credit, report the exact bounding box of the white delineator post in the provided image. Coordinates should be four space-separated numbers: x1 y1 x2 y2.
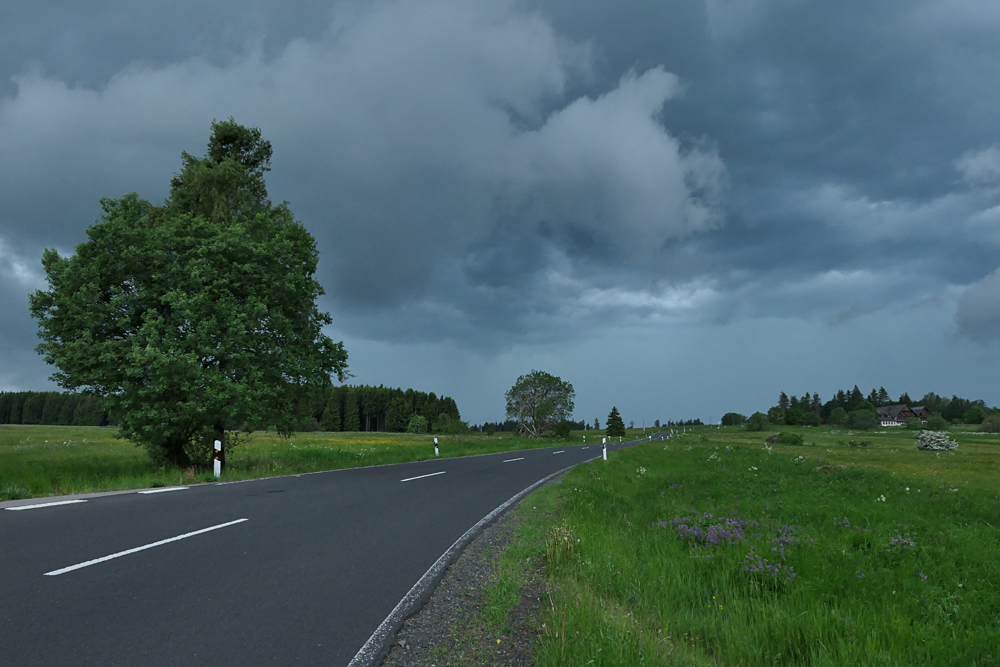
602 437 607 461
213 440 222 478
434 437 439 457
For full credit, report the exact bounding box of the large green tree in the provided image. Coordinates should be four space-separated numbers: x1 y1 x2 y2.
30 119 348 468
505 370 575 438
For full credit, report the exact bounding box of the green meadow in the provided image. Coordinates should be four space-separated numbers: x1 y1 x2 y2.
0 424 574 500
506 425 1000 666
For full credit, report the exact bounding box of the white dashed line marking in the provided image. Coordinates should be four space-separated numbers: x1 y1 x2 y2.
552 451 565 455
137 487 189 495
5 500 87 511
44 518 249 576
400 471 446 482
502 458 525 463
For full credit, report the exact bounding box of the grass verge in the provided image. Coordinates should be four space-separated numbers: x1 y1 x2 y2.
0 425 595 500
523 426 1000 666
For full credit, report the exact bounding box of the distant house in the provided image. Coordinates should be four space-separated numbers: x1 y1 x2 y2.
876 404 931 427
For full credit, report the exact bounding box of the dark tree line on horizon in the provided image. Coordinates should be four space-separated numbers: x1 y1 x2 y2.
0 391 111 427
0 385 462 434
315 384 461 433
770 386 995 424
719 386 997 430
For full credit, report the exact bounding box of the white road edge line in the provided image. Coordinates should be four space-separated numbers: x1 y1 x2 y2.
348 463 577 667
43 518 248 576
552 450 565 454
400 471 446 483
502 457 524 463
137 487 189 495
5 500 87 511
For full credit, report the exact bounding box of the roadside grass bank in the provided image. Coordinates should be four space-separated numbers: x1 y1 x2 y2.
521 426 1000 666
0 424 587 500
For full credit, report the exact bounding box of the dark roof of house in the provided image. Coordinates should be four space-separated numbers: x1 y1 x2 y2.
877 404 913 420
876 404 931 421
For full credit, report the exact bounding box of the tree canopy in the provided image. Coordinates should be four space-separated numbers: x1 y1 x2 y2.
745 412 769 431
30 119 348 467
721 412 746 426
504 370 575 438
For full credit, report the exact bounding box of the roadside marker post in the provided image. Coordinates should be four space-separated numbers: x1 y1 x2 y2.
434 438 439 457
213 440 222 478
602 437 607 461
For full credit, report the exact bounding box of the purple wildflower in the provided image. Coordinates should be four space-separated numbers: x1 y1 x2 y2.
887 536 916 552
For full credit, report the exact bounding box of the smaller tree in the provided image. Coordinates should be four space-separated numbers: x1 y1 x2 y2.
436 415 469 435
829 407 849 427
594 418 600 430
343 388 361 431
721 412 746 426
406 415 428 434
926 413 949 431
802 411 820 427
552 419 571 438
877 387 890 406
605 407 626 437
766 406 785 425
504 370 575 438
745 412 769 431
20 395 45 425
963 406 986 424
775 432 803 446
784 406 806 426
321 390 342 432
849 408 878 430
385 397 411 432
904 417 923 430
978 413 1000 433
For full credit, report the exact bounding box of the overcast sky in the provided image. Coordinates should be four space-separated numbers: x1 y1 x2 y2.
2 0 999 425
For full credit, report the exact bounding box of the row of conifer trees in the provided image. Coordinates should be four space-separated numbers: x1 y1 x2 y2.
311 384 461 433
1 384 462 434
0 391 112 426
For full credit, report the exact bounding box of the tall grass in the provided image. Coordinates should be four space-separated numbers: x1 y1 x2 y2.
0 424 577 500
530 426 1000 666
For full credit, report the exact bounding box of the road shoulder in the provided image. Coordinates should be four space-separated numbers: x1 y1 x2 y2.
381 494 548 667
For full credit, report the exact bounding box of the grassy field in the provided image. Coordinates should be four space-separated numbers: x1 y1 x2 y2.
0 424 593 500
488 425 1000 666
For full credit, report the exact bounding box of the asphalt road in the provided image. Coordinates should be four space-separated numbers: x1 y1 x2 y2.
0 436 654 666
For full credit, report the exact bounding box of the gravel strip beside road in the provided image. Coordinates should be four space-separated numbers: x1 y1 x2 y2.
381 498 545 667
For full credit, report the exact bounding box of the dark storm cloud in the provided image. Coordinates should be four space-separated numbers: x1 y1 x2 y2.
1 0 726 353
1 0 999 404
956 268 1000 344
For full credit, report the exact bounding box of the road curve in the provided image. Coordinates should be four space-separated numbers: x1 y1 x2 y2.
0 435 658 666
